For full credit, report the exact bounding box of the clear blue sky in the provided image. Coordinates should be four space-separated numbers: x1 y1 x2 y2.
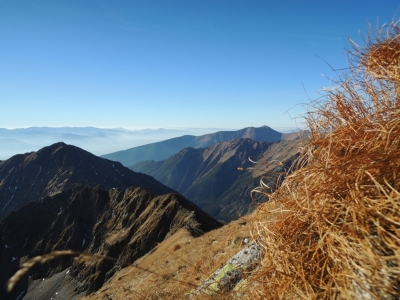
1 1 398 130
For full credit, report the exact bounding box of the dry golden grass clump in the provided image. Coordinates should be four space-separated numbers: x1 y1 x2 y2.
250 21 400 299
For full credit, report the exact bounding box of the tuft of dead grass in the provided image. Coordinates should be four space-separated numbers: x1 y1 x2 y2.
249 21 400 299
6 250 117 293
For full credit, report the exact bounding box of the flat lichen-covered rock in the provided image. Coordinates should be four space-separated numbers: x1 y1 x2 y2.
190 241 261 297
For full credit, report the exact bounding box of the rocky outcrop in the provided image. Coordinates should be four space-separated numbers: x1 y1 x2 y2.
0 185 221 299
191 241 261 296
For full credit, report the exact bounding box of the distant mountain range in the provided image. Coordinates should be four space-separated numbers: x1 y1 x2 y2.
0 185 221 299
0 142 176 221
0 125 308 299
131 137 306 221
0 126 225 160
102 126 300 167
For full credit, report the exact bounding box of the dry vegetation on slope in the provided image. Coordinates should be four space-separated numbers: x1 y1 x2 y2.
81 219 251 300
83 21 400 299
248 21 400 299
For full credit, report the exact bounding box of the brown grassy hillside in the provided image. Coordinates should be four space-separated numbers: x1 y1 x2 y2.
248 21 400 299
80 219 251 299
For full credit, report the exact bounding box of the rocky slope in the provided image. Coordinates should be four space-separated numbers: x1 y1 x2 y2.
81 219 253 300
0 142 176 221
131 138 303 222
102 126 286 166
0 185 221 299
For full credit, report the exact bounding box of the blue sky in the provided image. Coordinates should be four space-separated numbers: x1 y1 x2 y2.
1 1 399 130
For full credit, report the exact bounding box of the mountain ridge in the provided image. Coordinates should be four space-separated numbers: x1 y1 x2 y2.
131 138 284 221
0 142 176 221
103 126 288 166
0 185 221 299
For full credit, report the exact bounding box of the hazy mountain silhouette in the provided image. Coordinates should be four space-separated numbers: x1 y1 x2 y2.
0 127 223 160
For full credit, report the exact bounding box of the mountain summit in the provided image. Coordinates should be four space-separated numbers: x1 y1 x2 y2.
0 142 175 221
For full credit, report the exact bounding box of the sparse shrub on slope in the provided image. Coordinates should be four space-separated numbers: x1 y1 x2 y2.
250 21 400 299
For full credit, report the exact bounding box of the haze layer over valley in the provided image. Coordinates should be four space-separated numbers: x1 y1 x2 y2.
0 127 227 161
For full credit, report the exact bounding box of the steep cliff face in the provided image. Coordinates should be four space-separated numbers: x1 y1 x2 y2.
0 185 221 299
0 142 176 221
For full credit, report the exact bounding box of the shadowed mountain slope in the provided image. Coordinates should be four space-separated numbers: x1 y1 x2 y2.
0 185 221 299
0 142 176 221
102 126 285 166
131 138 304 221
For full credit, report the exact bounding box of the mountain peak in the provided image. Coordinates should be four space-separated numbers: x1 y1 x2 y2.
0 143 176 221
